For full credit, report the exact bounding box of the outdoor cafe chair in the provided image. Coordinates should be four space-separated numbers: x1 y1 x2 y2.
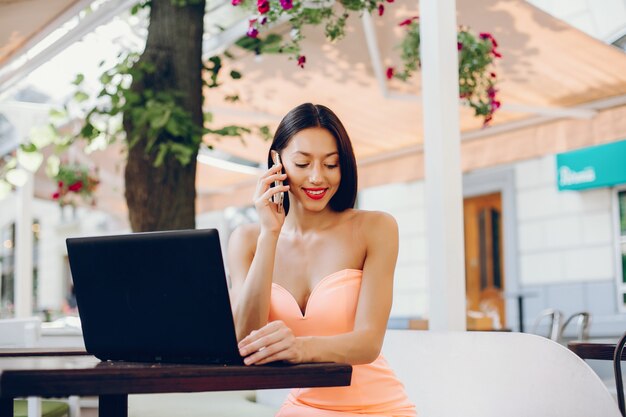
558 311 592 343
531 308 563 342
382 329 621 417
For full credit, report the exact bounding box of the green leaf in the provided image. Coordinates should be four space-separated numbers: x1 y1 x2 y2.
150 108 172 129
72 74 85 86
204 112 213 123
6 169 28 187
74 91 89 102
46 155 61 178
230 70 242 80
17 148 43 172
154 144 168 167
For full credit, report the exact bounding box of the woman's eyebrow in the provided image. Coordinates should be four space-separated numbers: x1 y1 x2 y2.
292 151 339 157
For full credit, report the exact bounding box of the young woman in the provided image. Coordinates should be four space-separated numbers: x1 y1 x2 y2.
227 103 416 417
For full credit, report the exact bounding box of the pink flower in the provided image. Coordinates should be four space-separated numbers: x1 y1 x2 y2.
280 0 293 10
257 0 269 14
58 181 64 188
457 42 463 50
247 26 259 38
479 32 497 47
68 181 83 192
52 192 60 200
487 86 497 98
386 0 394 2
490 100 501 111
386 67 394 80
231 0 242 5
399 16 419 26
297 55 306 68
378 4 384 16
260 16 267 25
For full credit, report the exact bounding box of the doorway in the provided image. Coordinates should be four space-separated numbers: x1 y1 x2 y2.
464 192 505 330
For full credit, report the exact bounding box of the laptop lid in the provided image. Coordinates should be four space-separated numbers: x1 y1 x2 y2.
66 229 242 364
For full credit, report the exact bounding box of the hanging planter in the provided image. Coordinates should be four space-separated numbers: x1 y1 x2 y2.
388 19 502 126
230 1 502 125
51 163 99 208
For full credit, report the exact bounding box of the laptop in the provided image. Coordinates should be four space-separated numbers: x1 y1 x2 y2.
66 229 243 364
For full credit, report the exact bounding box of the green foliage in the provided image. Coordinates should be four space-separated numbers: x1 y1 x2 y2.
52 163 99 207
393 21 502 125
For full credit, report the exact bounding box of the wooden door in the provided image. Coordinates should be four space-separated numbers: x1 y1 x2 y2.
464 193 505 330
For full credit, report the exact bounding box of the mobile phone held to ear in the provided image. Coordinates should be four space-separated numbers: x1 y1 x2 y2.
270 150 284 213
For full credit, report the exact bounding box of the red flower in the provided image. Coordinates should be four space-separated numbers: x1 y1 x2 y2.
52 192 60 200
487 86 497 98
68 181 83 192
490 100 501 111
492 49 502 58
58 181 64 188
386 0 394 2
297 55 306 68
257 0 269 14
457 42 463 51
231 0 242 5
247 27 259 38
378 4 384 16
386 67 394 80
399 16 418 26
490 72 497 78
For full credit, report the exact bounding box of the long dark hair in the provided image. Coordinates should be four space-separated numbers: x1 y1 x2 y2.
267 103 357 215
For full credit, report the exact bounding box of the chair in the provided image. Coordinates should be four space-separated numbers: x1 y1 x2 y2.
0 318 73 417
614 331 626 417
382 330 622 417
531 308 563 341
559 311 592 342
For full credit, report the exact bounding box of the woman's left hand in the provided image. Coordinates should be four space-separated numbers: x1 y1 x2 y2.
238 320 304 365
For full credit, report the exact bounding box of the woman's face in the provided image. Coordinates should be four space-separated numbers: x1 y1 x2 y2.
281 127 341 212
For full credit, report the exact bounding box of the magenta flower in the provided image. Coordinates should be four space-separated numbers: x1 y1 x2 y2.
257 0 270 14
297 55 306 68
247 27 259 38
399 16 419 26
457 42 463 51
231 0 242 5
386 67 394 80
280 0 293 10
386 0 394 2
260 16 267 25
378 4 384 16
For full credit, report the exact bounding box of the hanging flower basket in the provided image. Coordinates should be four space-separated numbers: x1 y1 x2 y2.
230 0 502 125
51 164 99 207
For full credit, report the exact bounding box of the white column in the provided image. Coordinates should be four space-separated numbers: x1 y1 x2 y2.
420 0 466 330
15 172 34 318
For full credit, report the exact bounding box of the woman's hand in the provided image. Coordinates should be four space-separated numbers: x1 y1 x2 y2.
254 164 289 234
238 320 304 365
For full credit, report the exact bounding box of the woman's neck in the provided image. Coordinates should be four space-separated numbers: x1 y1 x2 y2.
282 203 341 236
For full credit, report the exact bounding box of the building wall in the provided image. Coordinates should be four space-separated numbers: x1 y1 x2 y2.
359 153 626 336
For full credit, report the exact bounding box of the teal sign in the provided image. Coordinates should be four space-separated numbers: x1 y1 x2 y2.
557 139 626 191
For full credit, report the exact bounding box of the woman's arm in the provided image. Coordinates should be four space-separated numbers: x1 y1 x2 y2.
238 211 398 365
227 163 289 342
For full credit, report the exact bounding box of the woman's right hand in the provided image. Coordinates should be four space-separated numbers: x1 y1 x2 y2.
254 163 289 234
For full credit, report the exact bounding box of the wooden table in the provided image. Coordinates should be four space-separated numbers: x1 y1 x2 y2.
0 355 352 417
568 339 624 361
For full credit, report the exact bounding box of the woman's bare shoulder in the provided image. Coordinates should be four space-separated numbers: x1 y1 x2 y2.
228 223 261 255
349 209 398 234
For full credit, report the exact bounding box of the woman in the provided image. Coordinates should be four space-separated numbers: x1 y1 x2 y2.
227 103 416 417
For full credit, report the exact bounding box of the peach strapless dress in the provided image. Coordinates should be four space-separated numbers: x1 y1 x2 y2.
269 269 417 417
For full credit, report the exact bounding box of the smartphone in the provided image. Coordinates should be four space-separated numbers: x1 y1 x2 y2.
270 150 284 213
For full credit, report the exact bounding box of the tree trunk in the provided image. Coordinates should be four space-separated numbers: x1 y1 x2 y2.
123 0 205 232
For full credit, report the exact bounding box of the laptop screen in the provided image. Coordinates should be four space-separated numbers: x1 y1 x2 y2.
67 229 242 364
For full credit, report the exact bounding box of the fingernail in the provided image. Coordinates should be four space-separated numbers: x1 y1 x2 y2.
239 349 246 356
244 358 251 365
